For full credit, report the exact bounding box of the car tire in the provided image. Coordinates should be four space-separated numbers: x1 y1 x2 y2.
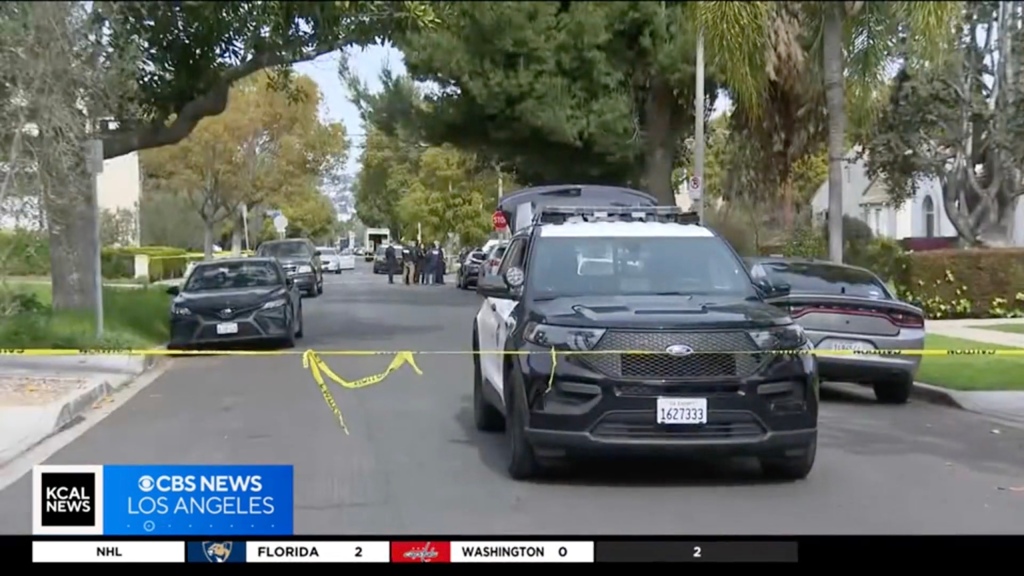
873 376 913 404
305 288 318 299
295 303 304 339
505 365 543 480
472 326 504 433
760 434 816 481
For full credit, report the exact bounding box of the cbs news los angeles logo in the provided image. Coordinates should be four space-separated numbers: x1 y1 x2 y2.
32 465 105 535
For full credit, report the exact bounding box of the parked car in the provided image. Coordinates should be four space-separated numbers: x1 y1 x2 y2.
372 244 400 274
317 246 355 274
255 238 323 297
747 256 925 404
477 240 509 282
457 249 488 289
167 258 303 349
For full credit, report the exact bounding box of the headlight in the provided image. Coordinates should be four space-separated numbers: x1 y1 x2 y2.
748 324 808 351
261 299 287 310
171 305 191 316
297 265 312 273
523 322 606 351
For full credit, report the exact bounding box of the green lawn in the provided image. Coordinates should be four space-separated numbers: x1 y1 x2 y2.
916 334 1024 391
0 281 171 349
971 322 1024 335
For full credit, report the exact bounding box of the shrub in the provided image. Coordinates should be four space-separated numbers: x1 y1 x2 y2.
782 222 827 258
897 248 1024 319
0 230 50 275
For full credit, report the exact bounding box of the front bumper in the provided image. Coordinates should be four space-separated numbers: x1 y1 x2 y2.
169 305 292 347
514 344 819 458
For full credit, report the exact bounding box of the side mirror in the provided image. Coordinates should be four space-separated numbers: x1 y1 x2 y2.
477 274 515 299
755 278 790 298
165 285 180 296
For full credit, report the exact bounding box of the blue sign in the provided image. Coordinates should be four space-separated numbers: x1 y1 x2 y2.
102 465 293 536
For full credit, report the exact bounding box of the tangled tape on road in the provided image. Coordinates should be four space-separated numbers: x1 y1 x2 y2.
0 347 1015 434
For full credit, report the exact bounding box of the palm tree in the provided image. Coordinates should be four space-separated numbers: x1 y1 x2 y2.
817 1 961 262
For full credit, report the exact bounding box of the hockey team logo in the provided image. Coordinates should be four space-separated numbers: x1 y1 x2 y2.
391 541 451 563
32 465 105 535
203 541 234 563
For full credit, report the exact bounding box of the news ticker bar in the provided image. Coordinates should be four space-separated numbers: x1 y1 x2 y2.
14 536 1024 563
27 539 800 563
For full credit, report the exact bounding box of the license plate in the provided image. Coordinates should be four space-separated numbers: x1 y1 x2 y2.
656 398 707 425
216 322 238 335
824 339 875 351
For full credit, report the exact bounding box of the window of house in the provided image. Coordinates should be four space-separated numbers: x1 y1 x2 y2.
873 208 882 235
923 195 936 237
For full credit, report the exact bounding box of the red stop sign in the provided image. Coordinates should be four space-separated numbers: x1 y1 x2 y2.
492 210 508 229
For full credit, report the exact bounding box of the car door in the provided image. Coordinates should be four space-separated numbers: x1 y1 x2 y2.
480 239 527 399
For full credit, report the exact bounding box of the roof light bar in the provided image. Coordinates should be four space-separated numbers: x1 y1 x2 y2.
534 205 700 225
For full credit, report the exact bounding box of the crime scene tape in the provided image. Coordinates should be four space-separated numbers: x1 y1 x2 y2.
0 346 1014 434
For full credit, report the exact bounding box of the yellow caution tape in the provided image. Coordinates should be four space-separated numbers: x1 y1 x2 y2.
0 348 1021 356
301 349 423 434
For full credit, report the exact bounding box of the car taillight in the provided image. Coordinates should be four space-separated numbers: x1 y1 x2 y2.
888 311 924 328
788 306 811 319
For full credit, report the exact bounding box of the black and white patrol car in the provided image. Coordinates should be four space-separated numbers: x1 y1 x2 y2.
471 206 819 481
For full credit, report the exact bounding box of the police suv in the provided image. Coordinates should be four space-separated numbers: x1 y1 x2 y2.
471 206 819 480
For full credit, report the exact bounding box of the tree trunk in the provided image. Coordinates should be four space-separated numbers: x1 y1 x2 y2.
44 175 99 311
203 220 215 260
823 4 847 263
230 212 243 255
643 77 679 206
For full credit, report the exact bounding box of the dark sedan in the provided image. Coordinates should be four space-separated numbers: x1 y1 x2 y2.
167 258 304 349
255 239 324 297
456 249 487 289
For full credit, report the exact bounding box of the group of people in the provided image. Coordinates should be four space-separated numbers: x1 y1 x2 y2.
383 241 446 285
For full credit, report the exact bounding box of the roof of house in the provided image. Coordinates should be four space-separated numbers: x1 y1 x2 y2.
859 177 890 206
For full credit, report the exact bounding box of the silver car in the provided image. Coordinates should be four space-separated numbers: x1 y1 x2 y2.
748 257 925 405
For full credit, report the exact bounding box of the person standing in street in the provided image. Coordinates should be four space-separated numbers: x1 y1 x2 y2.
402 242 414 285
425 242 439 285
434 242 446 285
384 243 397 284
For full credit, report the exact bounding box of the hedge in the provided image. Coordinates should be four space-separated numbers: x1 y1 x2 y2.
0 230 192 280
897 248 1024 319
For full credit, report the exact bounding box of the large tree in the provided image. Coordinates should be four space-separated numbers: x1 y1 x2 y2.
390 1 779 205
863 1 1023 246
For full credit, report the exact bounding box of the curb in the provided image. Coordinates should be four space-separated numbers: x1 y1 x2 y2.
909 382 965 409
52 354 161 433
0 353 164 467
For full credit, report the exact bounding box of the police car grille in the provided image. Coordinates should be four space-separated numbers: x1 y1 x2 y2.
582 331 760 379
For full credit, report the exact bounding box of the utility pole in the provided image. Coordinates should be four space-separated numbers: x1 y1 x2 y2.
693 30 706 222
84 139 104 338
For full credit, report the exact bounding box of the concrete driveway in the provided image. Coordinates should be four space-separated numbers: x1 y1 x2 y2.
1 263 1023 534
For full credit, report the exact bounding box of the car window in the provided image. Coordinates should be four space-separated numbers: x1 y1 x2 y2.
184 261 283 292
760 262 890 298
340 248 353 256
468 250 487 262
527 235 754 298
497 239 526 275
258 242 312 258
489 245 507 261
319 248 337 256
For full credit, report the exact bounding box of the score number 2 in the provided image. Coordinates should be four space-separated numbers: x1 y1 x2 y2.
693 546 701 558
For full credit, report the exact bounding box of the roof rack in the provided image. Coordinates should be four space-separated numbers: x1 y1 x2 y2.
533 205 701 226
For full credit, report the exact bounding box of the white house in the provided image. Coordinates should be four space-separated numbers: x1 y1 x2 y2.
0 151 141 242
809 151 1024 244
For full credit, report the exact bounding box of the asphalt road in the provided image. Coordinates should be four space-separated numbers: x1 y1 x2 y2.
1 262 1023 534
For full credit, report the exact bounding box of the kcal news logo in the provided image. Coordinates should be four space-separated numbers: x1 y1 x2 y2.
33 465 105 535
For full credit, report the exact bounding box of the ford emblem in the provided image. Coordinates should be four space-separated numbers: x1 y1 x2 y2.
666 344 694 357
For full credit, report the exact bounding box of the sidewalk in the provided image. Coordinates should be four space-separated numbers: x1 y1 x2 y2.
0 355 159 466
870 319 1024 428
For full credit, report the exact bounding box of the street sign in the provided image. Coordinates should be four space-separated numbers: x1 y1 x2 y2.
688 176 702 191
492 210 508 230
273 214 288 232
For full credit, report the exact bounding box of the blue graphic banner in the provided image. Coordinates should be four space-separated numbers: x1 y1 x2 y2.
187 540 247 563
102 465 293 536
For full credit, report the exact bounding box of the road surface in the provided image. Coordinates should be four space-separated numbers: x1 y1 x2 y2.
1 263 1023 534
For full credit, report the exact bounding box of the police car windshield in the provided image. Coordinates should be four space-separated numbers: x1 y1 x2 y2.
184 262 283 292
528 235 755 299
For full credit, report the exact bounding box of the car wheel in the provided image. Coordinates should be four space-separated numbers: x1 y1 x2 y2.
305 288 318 299
472 325 504 433
873 375 913 404
295 303 304 339
760 433 816 481
505 366 543 480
